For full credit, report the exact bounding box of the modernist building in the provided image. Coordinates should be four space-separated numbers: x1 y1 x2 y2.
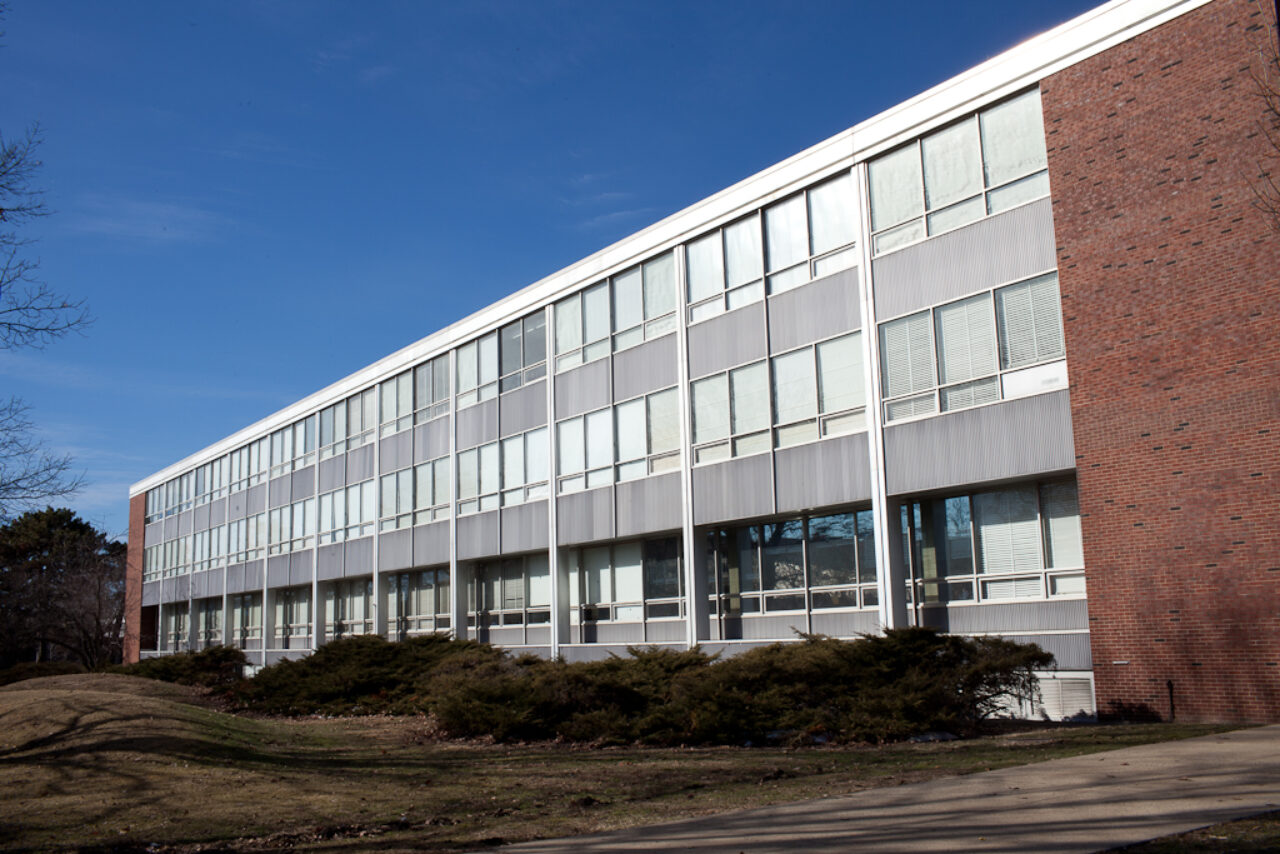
125 0 1280 723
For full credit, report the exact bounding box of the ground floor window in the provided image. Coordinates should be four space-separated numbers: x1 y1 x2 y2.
704 508 877 617
161 602 188 651
193 597 222 648
271 586 311 648
564 535 684 623
386 567 451 639
901 478 1084 605
323 578 373 641
229 592 262 647
467 554 550 628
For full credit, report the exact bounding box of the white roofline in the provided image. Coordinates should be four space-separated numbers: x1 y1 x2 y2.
130 0 1210 497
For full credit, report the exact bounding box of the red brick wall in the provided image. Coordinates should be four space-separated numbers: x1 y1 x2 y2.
124 493 144 664
1043 0 1280 722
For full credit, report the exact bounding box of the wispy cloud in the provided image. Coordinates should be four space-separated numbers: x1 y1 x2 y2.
201 131 320 170
66 195 230 243
359 64 395 84
576 207 658 230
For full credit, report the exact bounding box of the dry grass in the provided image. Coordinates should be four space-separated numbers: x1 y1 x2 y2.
0 674 1233 853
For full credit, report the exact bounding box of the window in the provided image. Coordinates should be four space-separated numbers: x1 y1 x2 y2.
272 586 310 648
469 555 551 627
456 332 498 407
268 498 315 555
499 311 548 392
380 370 414 437
557 407 613 493
413 354 450 423
144 487 164 523
194 597 222 647
706 509 877 616
226 512 266 563
319 388 376 459
500 427 549 506
879 272 1066 423
613 387 681 481
324 578 373 641
868 89 1050 255
902 479 1084 604
771 332 866 448
318 481 375 543
380 457 450 530
565 536 684 624
554 251 678 371
690 361 769 464
228 592 262 646
457 441 500 514
228 437 269 492
162 602 188 651
386 568 451 639
268 416 315 478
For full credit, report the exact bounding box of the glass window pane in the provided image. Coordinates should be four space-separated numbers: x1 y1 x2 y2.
943 496 974 576
691 374 729 445
643 253 675 320
612 267 643 332
808 173 856 255
647 389 679 455
414 363 431 408
457 341 477 392
868 143 924 232
974 484 1042 574
458 449 478 500
525 428 548 484
500 320 523 377
730 362 769 434
478 334 498 385
558 418 585 476
935 293 997 384
502 435 524 489
856 509 876 584
808 513 857 586
615 399 646 462
555 295 581 355
615 542 645 602
380 474 396 518
585 408 613 470
642 537 680 600
1041 481 1083 568
415 464 432 511
724 215 762 288
764 193 808 273
583 546 612 605
434 458 450 506
523 313 546 367
996 273 1064 369
583 283 610 344
922 118 983 210
527 554 550 607
479 443 499 496
980 89 1048 187
433 356 449 402
818 332 864 414
771 349 817 424
686 232 724 303
879 311 935 398
761 520 805 590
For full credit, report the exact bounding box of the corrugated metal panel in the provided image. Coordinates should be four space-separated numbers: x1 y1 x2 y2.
486 626 525 646
379 432 412 474
208 498 226 528
556 487 615 545
192 503 210 532
414 416 451 462
615 473 683 538
317 457 345 494
343 536 373 577
346 444 375 484
943 599 1089 633
775 433 873 513
243 559 263 591
811 610 880 637
688 301 767 380
289 550 313 586
189 570 210 599
245 484 267 515
163 575 188 603
317 543 344 581
561 643 639 662
456 399 498 450
554 358 611 420
142 580 160 606
163 516 178 540
457 511 501 560
267 556 290 588
501 500 549 553
692 455 774 526
884 390 1075 495
268 475 291 509
613 334 678 402
178 509 194 536
291 466 315 500
524 627 551 647
224 563 245 595
768 267 862 354
1006 632 1093 670
499 380 548 438
596 623 644 644
145 520 164 547
873 198 1057 320
740 614 805 640
646 620 686 642
413 520 450 567
378 528 413 571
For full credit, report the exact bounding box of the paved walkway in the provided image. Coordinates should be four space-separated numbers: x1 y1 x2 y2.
494 725 1280 854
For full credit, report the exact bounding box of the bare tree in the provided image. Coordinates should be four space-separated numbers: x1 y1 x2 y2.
0 399 80 517
1247 0 1280 231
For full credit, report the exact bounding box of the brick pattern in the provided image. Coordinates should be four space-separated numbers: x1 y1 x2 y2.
1043 0 1280 721
124 493 144 664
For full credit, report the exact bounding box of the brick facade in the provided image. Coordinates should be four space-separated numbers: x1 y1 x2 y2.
124 493 144 664
1043 0 1280 721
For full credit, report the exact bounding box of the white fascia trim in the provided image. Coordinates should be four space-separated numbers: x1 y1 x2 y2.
130 0 1207 498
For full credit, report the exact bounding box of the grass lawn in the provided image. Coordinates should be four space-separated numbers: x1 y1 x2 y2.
1107 811 1280 853
0 674 1234 853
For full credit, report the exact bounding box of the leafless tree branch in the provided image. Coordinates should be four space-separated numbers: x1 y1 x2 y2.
1246 0 1280 231
0 398 83 521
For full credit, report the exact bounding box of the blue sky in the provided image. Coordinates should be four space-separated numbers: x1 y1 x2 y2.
1 0 1097 539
